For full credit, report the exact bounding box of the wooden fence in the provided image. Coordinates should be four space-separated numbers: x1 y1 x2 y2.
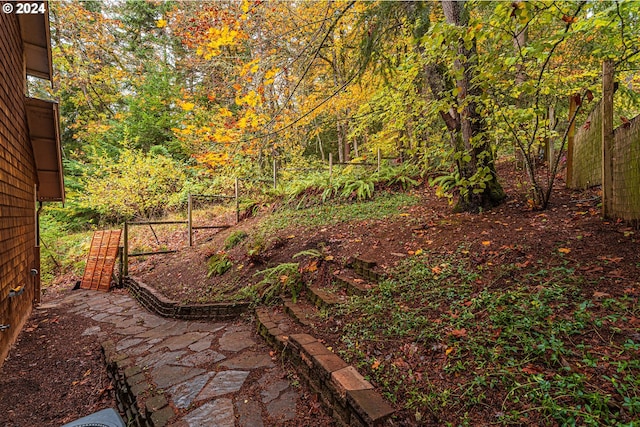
568 99 603 189
121 150 403 276
273 148 388 188
611 114 640 221
123 186 239 276
568 61 640 223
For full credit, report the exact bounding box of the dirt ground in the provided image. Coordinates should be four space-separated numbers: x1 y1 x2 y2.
130 164 639 307
1 162 638 426
129 162 640 425
0 298 116 427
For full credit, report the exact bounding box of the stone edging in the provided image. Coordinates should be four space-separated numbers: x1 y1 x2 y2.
102 341 175 427
124 277 249 320
256 308 395 427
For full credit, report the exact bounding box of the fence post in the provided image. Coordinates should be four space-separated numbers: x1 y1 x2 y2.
547 106 555 165
188 193 193 247
273 159 277 189
118 246 123 287
377 148 381 173
123 222 128 277
566 95 577 186
602 60 614 218
329 152 333 182
235 177 240 224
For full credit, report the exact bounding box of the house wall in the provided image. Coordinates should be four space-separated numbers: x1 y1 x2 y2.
0 11 39 366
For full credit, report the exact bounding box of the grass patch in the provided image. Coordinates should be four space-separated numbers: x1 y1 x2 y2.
39 213 93 287
335 250 640 426
224 230 247 249
260 191 419 234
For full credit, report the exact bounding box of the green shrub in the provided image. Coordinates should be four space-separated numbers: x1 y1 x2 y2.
81 148 186 222
224 230 248 250
207 252 232 277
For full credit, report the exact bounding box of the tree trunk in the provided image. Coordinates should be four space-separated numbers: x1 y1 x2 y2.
440 0 505 212
513 4 528 170
337 120 344 163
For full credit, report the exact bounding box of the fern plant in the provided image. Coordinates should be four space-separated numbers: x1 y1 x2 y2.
253 262 302 303
293 249 324 259
340 179 374 200
429 171 465 204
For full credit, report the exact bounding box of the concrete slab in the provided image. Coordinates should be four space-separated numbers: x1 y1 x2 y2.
156 332 209 351
138 350 187 369
219 331 255 352
183 399 235 427
188 338 212 352
235 399 264 427
114 317 141 329
151 365 205 390
81 326 102 336
135 322 179 338
221 351 274 370
101 314 128 325
266 391 297 421
164 321 191 336
196 370 250 400
187 322 226 333
135 313 170 328
90 312 111 321
175 349 226 367
260 379 290 403
68 304 89 314
123 342 154 357
116 338 144 351
116 325 149 336
168 372 215 409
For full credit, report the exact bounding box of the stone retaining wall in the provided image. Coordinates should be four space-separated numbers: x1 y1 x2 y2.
102 341 175 427
256 308 394 426
125 277 249 320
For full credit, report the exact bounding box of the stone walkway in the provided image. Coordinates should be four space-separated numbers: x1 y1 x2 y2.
46 290 326 426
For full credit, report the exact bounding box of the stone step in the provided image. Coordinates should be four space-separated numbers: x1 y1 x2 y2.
254 310 396 427
349 257 383 283
255 308 290 350
332 270 374 296
307 285 348 310
283 298 321 328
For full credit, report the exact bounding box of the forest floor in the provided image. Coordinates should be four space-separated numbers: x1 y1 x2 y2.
3 161 639 426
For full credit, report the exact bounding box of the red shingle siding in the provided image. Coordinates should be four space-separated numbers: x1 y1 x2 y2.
0 10 38 366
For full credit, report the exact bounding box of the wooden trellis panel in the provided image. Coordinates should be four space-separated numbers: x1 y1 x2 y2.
81 230 121 292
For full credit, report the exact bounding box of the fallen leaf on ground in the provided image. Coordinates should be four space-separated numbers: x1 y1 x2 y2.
521 364 544 375
450 328 467 338
599 256 623 263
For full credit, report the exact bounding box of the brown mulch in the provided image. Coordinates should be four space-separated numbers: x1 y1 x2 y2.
0 299 116 427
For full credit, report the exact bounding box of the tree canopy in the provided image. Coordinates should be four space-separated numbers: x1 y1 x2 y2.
47 0 640 221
